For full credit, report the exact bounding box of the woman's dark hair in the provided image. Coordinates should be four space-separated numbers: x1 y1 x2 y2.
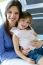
4 0 22 38
5 0 22 18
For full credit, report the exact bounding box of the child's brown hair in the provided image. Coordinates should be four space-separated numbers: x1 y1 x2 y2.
21 11 32 23
20 11 32 30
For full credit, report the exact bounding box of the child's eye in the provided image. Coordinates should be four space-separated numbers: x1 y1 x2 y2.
27 22 29 23
26 21 30 24
27 22 31 24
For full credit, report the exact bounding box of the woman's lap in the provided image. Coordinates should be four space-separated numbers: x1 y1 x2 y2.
27 50 43 63
2 58 37 65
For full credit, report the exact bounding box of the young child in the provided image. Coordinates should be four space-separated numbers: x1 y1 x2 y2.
10 11 43 65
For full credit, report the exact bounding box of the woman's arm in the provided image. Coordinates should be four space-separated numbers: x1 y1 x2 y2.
12 34 35 64
0 27 5 62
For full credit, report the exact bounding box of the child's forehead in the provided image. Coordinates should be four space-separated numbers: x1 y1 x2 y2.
19 17 30 20
19 18 31 23
19 18 25 21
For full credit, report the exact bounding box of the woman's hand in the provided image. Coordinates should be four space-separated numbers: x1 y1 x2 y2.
21 49 35 64
26 58 35 64
21 48 31 55
31 40 43 48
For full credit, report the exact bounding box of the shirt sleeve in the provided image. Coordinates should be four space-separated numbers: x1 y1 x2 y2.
10 27 19 37
0 27 5 62
31 27 37 35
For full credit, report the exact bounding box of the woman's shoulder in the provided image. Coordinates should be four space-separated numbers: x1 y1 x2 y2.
0 24 5 36
0 24 4 32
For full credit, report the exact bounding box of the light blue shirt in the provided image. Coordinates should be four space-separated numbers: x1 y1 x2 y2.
0 25 18 62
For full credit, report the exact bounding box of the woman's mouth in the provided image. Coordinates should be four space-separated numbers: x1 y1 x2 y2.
11 18 15 21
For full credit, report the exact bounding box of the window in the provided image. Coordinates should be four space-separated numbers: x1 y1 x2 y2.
20 0 43 34
0 0 11 25
0 9 3 25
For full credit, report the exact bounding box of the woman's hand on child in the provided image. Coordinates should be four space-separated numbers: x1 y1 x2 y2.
21 48 31 55
26 58 35 64
32 40 43 48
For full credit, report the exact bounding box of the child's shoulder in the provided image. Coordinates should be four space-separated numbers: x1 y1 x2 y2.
11 27 18 30
11 27 19 32
10 27 21 36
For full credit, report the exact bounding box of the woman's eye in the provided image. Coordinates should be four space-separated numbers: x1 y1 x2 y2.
8 11 12 14
15 12 19 15
22 20 25 22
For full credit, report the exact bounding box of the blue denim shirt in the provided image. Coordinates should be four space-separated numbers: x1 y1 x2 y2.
0 25 43 63
0 25 18 62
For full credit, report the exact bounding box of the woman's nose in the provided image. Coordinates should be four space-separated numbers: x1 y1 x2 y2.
11 13 15 17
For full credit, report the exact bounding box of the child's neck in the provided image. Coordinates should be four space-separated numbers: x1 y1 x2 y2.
17 26 31 30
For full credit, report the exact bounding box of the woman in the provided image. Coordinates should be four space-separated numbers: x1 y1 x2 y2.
0 0 43 65
0 1 35 65
0 0 22 63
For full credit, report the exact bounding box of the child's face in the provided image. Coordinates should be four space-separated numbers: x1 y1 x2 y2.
18 18 31 29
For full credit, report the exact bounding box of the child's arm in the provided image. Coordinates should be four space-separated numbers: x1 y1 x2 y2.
31 27 37 36
12 34 35 64
32 29 37 36
33 32 37 36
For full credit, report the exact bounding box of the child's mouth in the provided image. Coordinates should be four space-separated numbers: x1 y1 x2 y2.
21 25 26 28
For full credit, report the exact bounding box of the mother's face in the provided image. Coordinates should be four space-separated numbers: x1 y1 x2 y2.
7 6 19 28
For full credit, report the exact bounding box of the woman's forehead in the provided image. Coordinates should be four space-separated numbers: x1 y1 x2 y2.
8 6 19 12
